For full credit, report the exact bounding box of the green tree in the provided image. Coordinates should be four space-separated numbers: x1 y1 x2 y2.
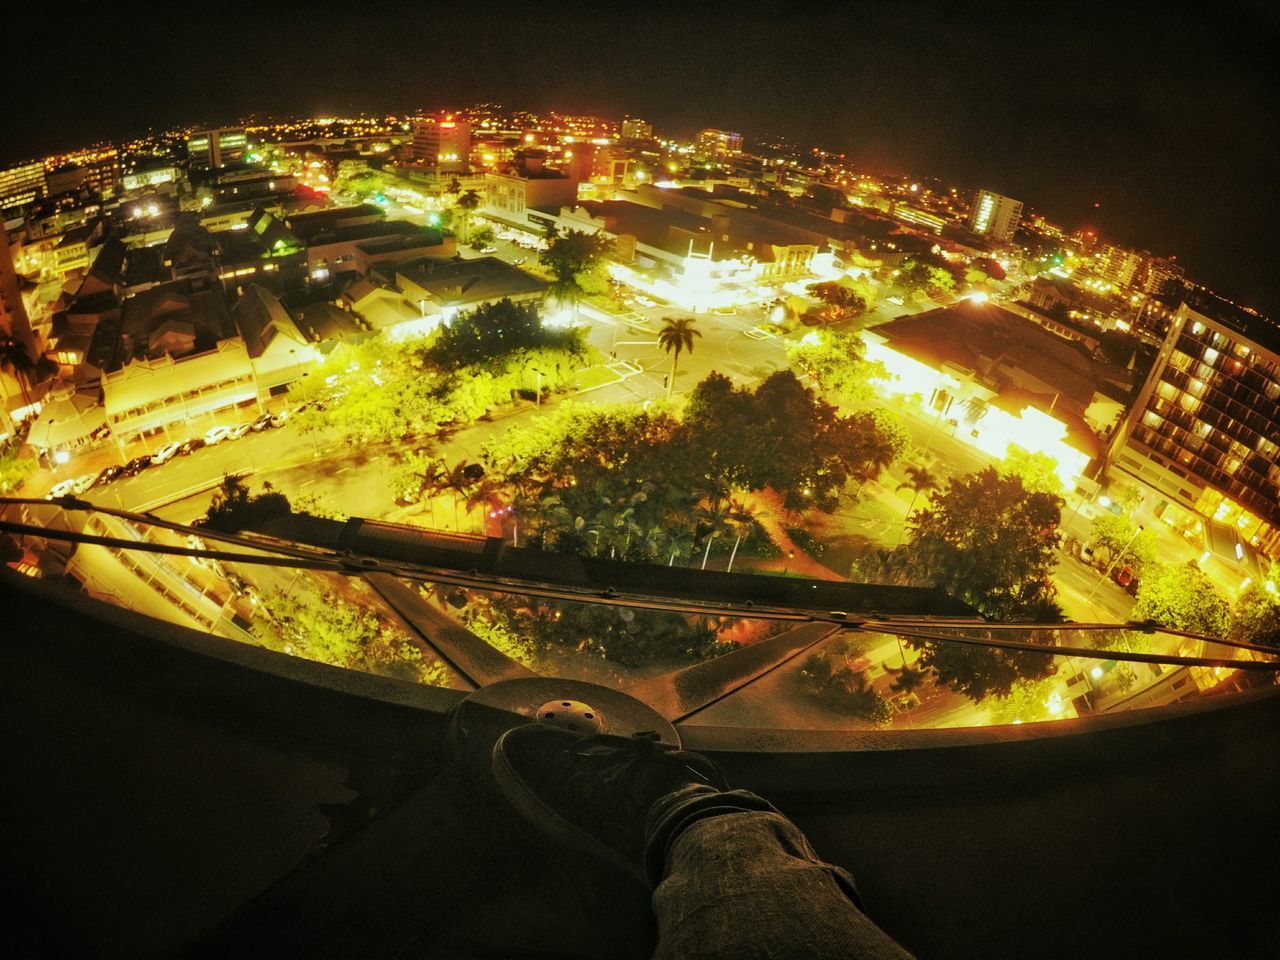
985 675 1065 725
998 446 1063 496
685 370 905 511
197 475 292 533
539 230 612 317
1088 513 1157 573
1131 562 1231 637
724 499 759 573
256 587 448 686
796 646 895 724
469 592 729 669
806 282 867 321
869 467 1064 620
657 316 702 399
1229 568 1280 648
453 188 481 243
786 329 884 405
895 464 940 543
0 439 36 495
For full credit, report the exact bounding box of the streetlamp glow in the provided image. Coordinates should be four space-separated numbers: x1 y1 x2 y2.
53 450 70 465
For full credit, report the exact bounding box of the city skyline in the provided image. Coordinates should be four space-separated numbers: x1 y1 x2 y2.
6 0 1278 316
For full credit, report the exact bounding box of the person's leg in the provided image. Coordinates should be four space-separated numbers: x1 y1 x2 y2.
646 786 913 959
491 726 912 959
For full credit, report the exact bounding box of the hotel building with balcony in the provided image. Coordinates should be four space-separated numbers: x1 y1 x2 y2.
1109 303 1280 556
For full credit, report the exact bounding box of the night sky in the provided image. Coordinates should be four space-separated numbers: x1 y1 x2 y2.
11 1 1279 315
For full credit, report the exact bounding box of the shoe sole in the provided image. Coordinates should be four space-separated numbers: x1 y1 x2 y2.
491 726 648 886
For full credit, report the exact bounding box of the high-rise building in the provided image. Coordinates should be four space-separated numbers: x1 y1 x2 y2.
695 128 744 160
1145 255 1185 295
412 115 472 172
1109 302 1280 555
621 117 653 141
186 128 248 169
0 161 47 210
1095 243 1146 288
968 189 1023 242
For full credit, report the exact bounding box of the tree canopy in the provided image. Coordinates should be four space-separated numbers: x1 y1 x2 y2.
850 467 1064 701
539 230 612 309
1131 562 1231 637
787 329 885 406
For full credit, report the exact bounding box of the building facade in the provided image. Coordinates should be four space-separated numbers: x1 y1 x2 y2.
621 117 653 141
1109 303 1280 555
968 189 1023 242
0 161 47 210
412 116 472 171
186 128 248 169
695 129 744 160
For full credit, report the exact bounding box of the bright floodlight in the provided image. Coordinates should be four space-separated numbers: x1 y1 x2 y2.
53 450 70 465
966 290 989 303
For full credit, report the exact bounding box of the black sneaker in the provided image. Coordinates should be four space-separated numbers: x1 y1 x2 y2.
492 724 728 883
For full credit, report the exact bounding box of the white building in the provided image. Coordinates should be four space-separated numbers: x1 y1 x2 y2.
969 190 1023 242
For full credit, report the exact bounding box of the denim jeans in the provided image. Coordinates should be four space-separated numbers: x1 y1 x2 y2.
644 787 913 959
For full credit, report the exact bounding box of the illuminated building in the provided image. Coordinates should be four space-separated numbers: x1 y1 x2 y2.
1144 254 1184 295
482 166 579 233
412 115 472 172
621 117 653 141
44 150 121 199
695 128 744 160
186 128 248 169
0 160 47 210
1094 243 1145 288
1109 302 1280 556
862 301 1122 489
968 189 1022 242
121 166 179 192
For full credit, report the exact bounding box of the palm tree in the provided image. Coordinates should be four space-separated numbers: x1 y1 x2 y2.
656 317 701 400
724 499 758 573
695 497 733 570
888 664 928 697
440 460 479 531
454 189 481 244
895 465 940 545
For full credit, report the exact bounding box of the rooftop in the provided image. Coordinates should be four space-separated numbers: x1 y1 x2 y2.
394 256 547 308
872 300 1102 410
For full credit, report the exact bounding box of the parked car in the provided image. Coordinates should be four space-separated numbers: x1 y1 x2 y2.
178 438 206 456
886 296 905 305
1113 565 1134 588
122 455 153 476
270 410 291 427
93 465 125 486
227 423 253 440
634 295 657 307
250 413 276 432
152 441 182 464
70 472 99 494
204 425 232 446
46 479 77 499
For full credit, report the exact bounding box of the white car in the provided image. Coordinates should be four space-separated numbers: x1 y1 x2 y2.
886 296 905 306
47 479 77 499
635 295 657 308
152 441 182 464
204 425 232 446
70 472 98 494
227 423 252 441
